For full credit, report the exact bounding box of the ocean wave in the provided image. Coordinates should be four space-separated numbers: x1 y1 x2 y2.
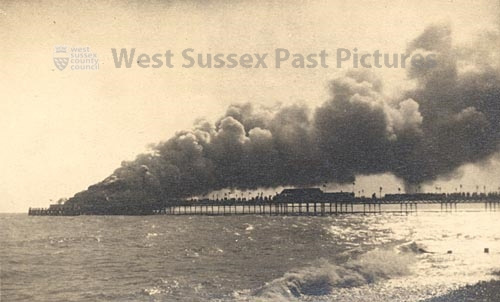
398 241 433 254
246 249 416 301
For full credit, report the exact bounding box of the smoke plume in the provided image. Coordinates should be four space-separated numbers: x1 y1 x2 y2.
68 24 500 204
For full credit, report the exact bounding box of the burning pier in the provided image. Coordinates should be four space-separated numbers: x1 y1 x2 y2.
28 188 500 216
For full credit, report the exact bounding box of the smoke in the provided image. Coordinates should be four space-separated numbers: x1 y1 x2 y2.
395 24 500 188
68 24 500 204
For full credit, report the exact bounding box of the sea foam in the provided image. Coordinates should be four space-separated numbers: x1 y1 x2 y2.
248 249 415 301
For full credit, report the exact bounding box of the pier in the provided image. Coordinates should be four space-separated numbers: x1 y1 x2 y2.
28 196 500 216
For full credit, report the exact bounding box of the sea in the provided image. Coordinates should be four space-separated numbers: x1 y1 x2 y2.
1 205 500 302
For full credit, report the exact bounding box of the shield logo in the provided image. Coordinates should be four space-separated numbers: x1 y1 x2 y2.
53 45 69 71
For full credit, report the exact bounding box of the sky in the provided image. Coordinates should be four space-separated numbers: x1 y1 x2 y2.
1 0 499 212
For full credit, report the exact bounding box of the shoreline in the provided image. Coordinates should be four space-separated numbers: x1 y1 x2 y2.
424 273 500 302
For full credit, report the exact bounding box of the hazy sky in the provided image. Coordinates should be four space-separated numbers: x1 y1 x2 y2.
1 0 499 212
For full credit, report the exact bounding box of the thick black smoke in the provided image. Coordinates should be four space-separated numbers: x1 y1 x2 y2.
396 24 500 189
68 25 500 204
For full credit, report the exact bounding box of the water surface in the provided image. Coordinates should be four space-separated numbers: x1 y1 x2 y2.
1 210 499 301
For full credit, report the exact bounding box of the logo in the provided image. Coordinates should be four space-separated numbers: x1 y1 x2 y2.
53 45 69 71
52 45 99 71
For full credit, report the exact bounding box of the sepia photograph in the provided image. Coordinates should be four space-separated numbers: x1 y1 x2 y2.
1 0 500 301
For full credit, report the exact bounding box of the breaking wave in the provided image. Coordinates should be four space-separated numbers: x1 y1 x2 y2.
246 249 416 301
398 241 433 254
